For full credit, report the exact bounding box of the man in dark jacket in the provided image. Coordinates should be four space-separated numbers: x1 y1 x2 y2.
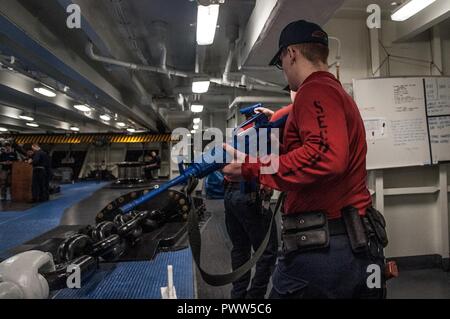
0 142 18 201
28 144 51 202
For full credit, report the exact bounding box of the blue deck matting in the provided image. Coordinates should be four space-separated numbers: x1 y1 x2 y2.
53 248 194 299
0 182 108 254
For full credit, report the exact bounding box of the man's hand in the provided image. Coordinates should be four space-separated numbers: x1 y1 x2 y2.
222 162 242 182
222 143 246 162
254 107 274 119
222 143 247 181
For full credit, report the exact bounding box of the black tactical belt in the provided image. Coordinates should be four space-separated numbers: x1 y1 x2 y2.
223 182 241 190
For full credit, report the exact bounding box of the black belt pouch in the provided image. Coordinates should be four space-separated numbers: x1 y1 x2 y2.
282 211 329 254
365 207 389 248
341 206 368 253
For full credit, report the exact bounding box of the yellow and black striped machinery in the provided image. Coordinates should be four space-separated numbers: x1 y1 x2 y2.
5 133 176 145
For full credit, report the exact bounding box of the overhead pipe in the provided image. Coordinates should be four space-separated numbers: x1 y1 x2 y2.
87 43 284 94
86 42 192 78
222 42 235 83
220 36 284 93
328 36 342 81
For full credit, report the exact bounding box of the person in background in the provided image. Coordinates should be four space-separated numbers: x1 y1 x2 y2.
144 151 161 180
25 149 34 161
28 143 52 202
0 142 18 201
142 151 154 180
150 151 161 168
222 103 289 299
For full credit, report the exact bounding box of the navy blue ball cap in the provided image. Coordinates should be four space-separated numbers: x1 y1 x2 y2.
269 20 329 67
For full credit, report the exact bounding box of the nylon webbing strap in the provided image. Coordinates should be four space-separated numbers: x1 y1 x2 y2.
188 191 286 286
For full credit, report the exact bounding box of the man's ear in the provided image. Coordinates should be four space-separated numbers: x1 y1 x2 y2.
287 46 296 65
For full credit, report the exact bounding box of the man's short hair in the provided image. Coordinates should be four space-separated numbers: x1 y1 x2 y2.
294 43 329 66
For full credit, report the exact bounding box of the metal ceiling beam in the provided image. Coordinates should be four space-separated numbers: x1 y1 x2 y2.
237 0 345 71
0 0 160 131
0 102 105 133
0 114 58 132
0 70 114 129
394 0 450 42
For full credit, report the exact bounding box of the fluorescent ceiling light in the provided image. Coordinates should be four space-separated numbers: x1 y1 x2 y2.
127 128 136 133
34 86 56 97
100 114 111 121
196 4 220 45
193 124 199 130
190 130 196 134
192 80 211 93
74 104 91 112
70 126 80 132
187 133 192 137
26 122 39 128
0 127 8 132
391 0 435 21
191 104 204 113
19 115 34 121
193 118 201 124
177 94 185 106
117 122 126 127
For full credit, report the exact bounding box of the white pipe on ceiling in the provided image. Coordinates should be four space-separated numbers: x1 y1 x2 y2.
87 43 285 94
86 42 192 78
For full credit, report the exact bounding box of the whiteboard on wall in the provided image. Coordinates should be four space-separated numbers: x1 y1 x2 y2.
353 77 432 170
424 77 450 163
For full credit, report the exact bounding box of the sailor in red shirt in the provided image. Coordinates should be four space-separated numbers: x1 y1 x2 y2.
223 20 387 299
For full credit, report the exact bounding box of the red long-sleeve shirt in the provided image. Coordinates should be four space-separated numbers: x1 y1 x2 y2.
242 71 372 219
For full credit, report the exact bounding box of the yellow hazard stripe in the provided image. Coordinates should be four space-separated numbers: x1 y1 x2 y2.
5 133 176 144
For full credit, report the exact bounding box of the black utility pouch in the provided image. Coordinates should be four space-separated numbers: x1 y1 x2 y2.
281 211 329 254
365 207 389 248
341 206 368 253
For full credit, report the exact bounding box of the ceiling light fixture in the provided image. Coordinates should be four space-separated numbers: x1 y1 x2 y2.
74 104 91 112
196 4 220 45
19 114 34 121
192 79 211 93
33 86 56 98
117 122 126 127
100 114 111 121
193 124 199 130
177 94 185 106
127 128 136 133
70 126 80 132
391 0 435 21
193 118 201 124
0 127 8 132
26 122 39 128
191 130 196 134
191 104 204 113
